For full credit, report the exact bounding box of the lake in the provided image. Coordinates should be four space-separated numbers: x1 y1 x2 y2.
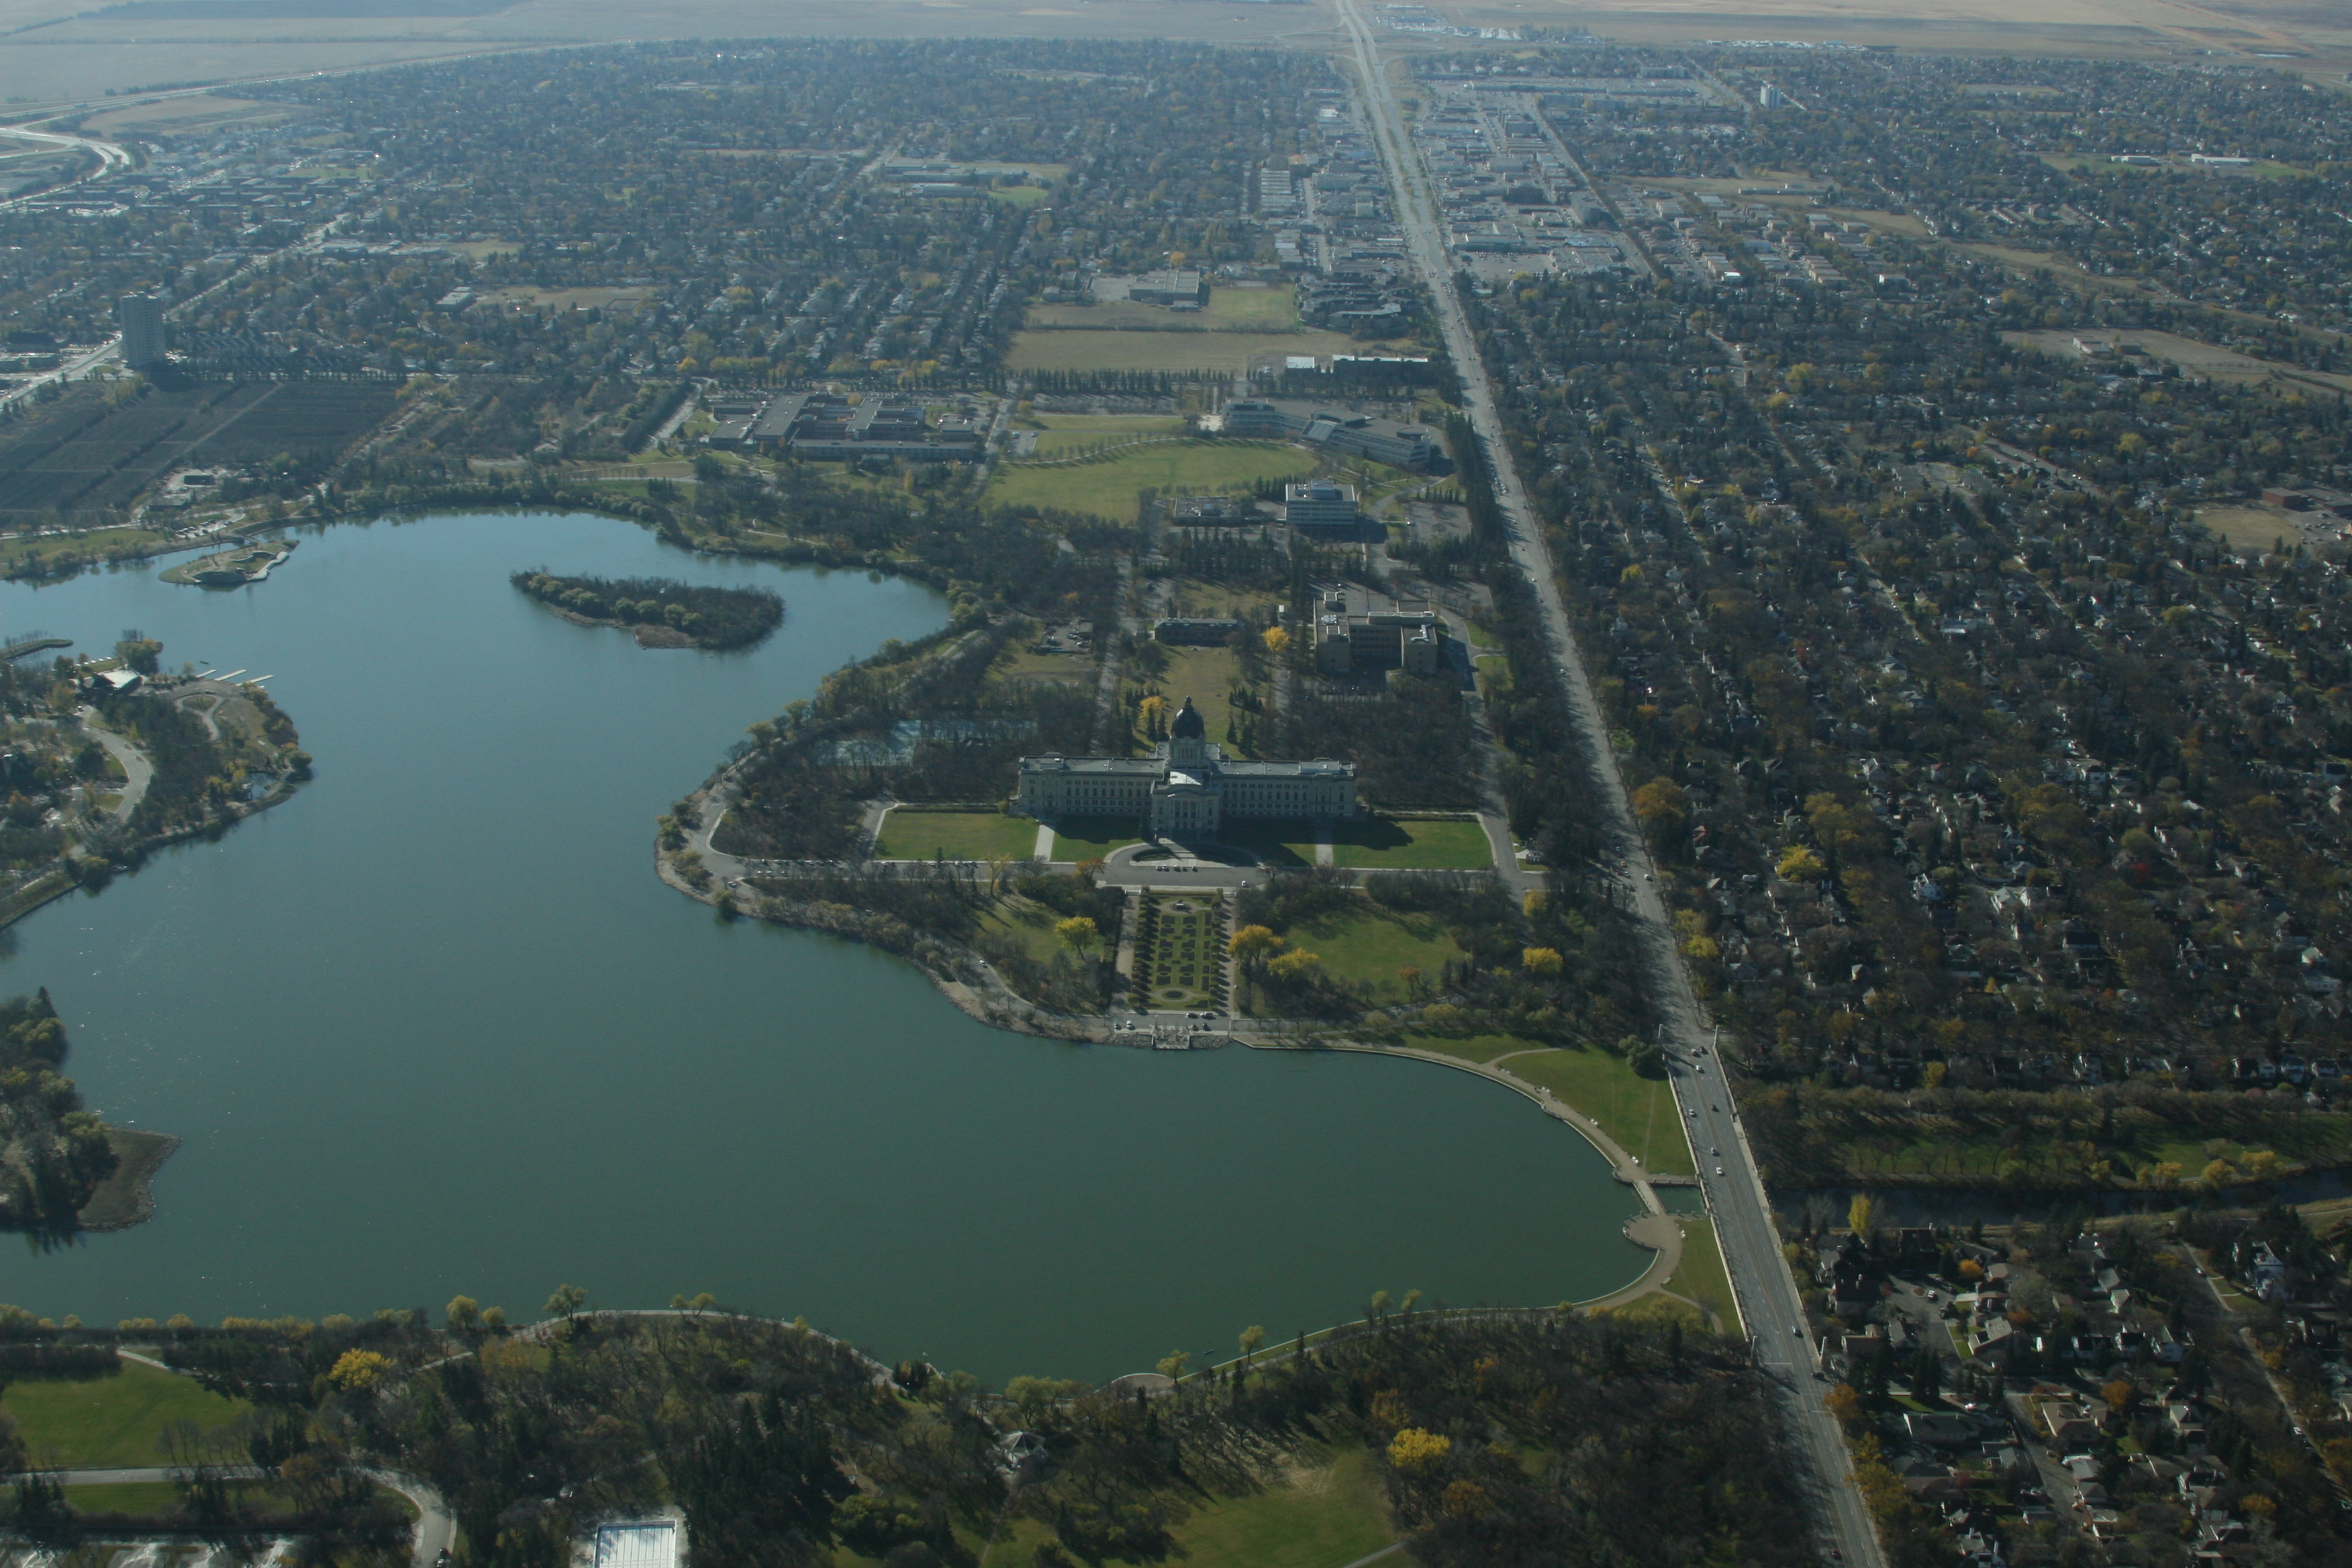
0 509 1645 1381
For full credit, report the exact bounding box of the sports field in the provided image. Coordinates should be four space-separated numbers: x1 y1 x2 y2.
987 442 1314 522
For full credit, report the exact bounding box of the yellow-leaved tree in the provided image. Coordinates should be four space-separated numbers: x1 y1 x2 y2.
1388 1428 1453 1472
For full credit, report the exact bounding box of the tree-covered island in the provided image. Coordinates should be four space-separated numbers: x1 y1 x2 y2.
511 573 785 650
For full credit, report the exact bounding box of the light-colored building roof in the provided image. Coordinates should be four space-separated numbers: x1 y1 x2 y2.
595 1522 680 1568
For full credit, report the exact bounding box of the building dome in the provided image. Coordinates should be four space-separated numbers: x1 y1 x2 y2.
1169 697 1206 740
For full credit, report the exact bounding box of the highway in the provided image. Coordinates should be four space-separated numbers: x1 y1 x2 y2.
1332 5 1884 1560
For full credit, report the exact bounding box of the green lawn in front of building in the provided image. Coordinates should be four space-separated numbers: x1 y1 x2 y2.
873 809 1039 862
1046 816 1146 861
1330 816 1492 869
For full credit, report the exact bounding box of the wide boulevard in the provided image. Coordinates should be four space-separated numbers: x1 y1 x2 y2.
1333 5 1886 1560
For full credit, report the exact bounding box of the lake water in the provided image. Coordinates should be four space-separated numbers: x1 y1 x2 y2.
0 510 1643 1380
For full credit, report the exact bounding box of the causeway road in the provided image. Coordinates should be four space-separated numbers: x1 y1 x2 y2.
1334 5 1883 1561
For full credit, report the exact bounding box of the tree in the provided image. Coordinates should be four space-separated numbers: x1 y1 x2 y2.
1628 1040 1666 1079
1155 1350 1190 1379
1228 924 1283 967
1777 846 1826 881
1238 1324 1265 1371
1261 626 1289 657
544 1283 589 1317
446 1295 481 1330
1522 946 1565 977
1824 1382 1863 1432
1387 1428 1452 1472
1267 948 1321 983
1137 694 1168 739
1631 778 1687 832
1054 916 1099 952
1847 1195 1874 1236
328 1349 391 1391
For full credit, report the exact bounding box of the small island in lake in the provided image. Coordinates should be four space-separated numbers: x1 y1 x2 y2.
160 536 294 588
512 571 785 650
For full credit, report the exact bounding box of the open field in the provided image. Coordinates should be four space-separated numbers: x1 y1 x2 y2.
76 94 293 138
1330 816 1491 870
873 808 1036 861
1026 285 1300 333
1214 820 1316 867
1137 643 1248 750
479 286 652 312
1495 1046 1698 1178
1282 903 1463 1004
2200 503 2326 558
1004 327 1371 376
1029 412 1190 456
1661 1216 1738 1332
985 441 1313 522
1046 816 1144 861
1166 1447 1393 1568
4 1361 250 1470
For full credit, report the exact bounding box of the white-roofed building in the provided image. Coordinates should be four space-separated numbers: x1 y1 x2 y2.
595 1520 681 1568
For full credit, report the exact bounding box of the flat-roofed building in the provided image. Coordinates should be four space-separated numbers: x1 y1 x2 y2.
594 1521 681 1568
1283 480 1362 538
1216 399 1438 471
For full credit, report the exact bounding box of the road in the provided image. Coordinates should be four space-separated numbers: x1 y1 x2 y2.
77 705 152 821
1332 5 1884 1561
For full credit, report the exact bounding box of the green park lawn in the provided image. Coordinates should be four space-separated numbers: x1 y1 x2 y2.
1046 816 1145 861
1496 1046 1698 1178
1285 903 1464 1003
4 1361 250 1469
1661 1216 1738 1332
1168 1447 1393 1567
1031 413 1190 456
986 441 1315 522
1214 820 1315 867
874 810 1039 862
1398 1030 1530 1065
1330 816 1493 869
1138 644 1249 750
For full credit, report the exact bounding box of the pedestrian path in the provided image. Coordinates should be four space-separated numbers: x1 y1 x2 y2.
1033 823 1056 859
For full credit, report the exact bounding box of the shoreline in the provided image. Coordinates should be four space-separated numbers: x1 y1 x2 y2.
653 834 1682 1312
78 1126 181 1233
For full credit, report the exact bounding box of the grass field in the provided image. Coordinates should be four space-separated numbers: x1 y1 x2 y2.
1399 1030 1531 1065
987 441 1314 522
873 809 1038 861
1026 285 1302 333
1167 1447 1393 1567
5 1362 250 1469
1661 1216 1738 1332
978 897 1067 965
1138 644 1249 750
1330 816 1492 870
1496 1047 1697 1177
1047 816 1144 861
1214 820 1316 867
1283 903 1464 1004
1030 413 1190 456
1003 328 1371 375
